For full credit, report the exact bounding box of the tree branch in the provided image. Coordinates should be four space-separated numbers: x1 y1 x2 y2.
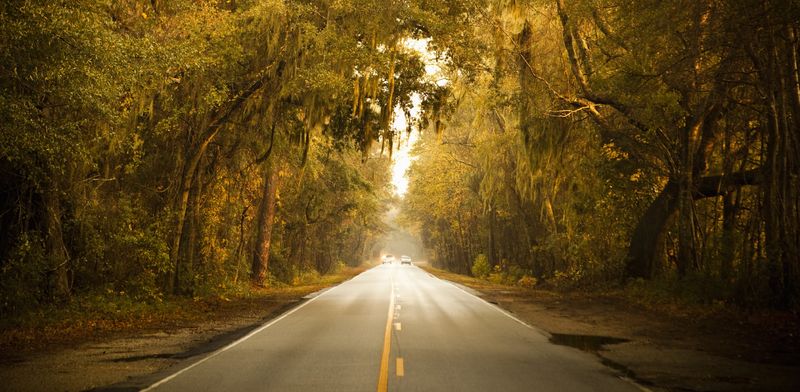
693 169 763 199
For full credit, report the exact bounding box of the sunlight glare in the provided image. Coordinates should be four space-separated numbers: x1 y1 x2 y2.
390 38 444 197
391 108 418 197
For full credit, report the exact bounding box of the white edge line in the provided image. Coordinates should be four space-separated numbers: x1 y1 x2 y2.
141 278 349 391
433 274 653 392
441 278 544 332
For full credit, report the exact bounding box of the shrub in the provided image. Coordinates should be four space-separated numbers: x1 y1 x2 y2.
0 232 48 316
292 268 321 285
517 275 538 288
471 254 491 278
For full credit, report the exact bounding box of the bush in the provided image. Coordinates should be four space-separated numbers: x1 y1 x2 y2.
292 268 321 285
330 260 347 274
0 232 48 316
624 272 733 306
517 275 538 288
471 254 491 278
486 260 532 286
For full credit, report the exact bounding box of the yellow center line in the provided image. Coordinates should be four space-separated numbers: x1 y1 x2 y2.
377 279 395 392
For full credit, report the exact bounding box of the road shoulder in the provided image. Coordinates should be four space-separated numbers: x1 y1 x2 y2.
423 267 800 392
0 268 365 392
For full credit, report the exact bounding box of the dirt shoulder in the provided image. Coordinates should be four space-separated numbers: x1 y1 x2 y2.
0 267 365 392
423 267 800 392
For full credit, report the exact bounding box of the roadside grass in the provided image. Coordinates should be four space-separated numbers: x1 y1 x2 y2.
419 265 559 298
0 266 366 353
422 264 742 311
422 264 751 315
418 265 503 291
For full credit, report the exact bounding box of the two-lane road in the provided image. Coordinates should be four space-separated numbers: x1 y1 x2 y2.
144 265 643 391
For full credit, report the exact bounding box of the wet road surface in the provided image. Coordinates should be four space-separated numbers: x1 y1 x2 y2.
144 264 643 392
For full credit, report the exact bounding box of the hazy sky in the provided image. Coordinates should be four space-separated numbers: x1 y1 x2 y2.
390 98 419 197
390 38 443 197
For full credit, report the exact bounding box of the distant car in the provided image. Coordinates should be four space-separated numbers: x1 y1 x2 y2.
382 254 395 264
400 255 412 265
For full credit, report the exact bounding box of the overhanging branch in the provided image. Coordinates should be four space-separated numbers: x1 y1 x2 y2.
693 169 763 199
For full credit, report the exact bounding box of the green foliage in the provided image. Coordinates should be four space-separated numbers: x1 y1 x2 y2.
488 262 530 286
2 0 471 315
517 275 537 289
104 205 170 301
624 273 733 307
397 0 800 310
2 0 796 318
471 254 491 278
0 233 48 315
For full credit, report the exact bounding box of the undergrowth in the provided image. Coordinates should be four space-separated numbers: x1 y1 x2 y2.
0 266 364 352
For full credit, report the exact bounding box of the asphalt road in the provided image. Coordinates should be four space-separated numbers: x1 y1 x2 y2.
144 264 643 392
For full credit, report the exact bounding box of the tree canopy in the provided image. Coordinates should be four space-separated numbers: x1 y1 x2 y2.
403 0 800 308
1 0 798 313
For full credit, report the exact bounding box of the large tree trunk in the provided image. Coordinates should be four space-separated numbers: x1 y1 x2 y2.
625 181 679 279
720 191 737 280
487 206 497 266
625 171 763 279
170 147 207 294
43 187 70 299
251 162 280 286
186 162 205 292
232 205 249 284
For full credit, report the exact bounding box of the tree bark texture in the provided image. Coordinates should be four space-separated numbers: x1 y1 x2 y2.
251 162 280 286
758 19 800 306
169 60 286 293
43 188 70 298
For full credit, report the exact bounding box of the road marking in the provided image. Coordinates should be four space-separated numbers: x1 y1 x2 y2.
435 274 654 392
442 279 538 330
394 322 402 331
396 357 404 377
141 270 355 391
377 279 395 392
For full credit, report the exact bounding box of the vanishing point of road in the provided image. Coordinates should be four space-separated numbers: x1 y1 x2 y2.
142 264 645 391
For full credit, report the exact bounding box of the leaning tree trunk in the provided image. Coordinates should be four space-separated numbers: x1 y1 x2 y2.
624 181 679 279
625 171 763 280
251 162 280 287
168 59 287 293
170 144 208 294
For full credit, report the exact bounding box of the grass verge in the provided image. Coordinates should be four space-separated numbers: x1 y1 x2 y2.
0 266 366 354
